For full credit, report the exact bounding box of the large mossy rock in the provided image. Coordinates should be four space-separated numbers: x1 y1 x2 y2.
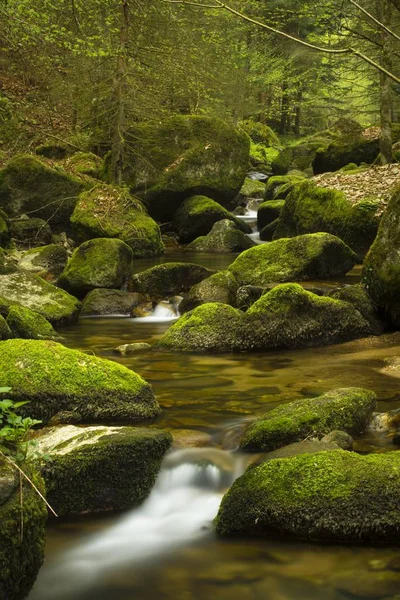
215 450 400 543
35 425 172 516
257 200 285 230
18 244 68 278
228 233 356 286
131 262 214 299
118 116 250 221
80 288 144 316
238 120 280 146
0 462 46 600
274 180 380 258
0 155 86 229
362 188 400 328
240 387 376 452
313 136 380 174
0 340 159 423
329 284 383 334
239 178 266 199
6 305 61 340
271 136 332 176
157 303 243 352
173 195 251 243
158 284 372 353
9 218 52 248
71 185 164 258
187 219 255 253
58 238 133 297
0 269 81 325
179 270 239 313
264 175 305 201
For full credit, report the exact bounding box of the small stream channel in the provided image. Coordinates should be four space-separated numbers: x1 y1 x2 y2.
29 251 400 600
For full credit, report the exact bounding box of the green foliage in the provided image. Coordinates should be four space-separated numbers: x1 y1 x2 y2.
0 387 42 458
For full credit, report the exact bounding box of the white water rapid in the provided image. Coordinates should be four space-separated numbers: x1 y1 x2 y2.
29 448 247 600
132 301 180 323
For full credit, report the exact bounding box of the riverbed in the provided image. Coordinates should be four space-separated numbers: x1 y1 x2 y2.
29 252 400 600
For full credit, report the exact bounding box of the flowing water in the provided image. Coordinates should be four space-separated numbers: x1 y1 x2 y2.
29 252 400 600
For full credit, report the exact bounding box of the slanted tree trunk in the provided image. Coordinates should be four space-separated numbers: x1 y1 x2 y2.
111 0 130 185
376 0 393 165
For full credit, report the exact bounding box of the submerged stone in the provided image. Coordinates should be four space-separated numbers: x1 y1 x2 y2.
35 425 172 516
215 450 400 543
173 195 251 244
58 238 133 297
240 387 376 452
0 340 160 423
228 233 356 286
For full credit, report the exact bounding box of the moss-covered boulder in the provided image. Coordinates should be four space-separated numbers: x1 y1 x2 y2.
9 218 52 248
117 115 250 221
215 450 400 543
313 136 380 174
131 262 214 299
0 269 81 324
272 137 329 176
6 305 61 340
173 195 251 243
257 200 285 230
0 209 11 248
34 425 172 516
240 388 376 452
239 178 266 199
0 462 47 600
36 142 70 160
80 288 144 316
187 219 255 253
228 233 357 286
274 180 380 258
18 244 68 278
58 238 133 297
63 151 103 178
246 283 372 351
259 219 279 241
179 270 239 313
265 175 305 201
329 284 383 334
0 314 12 339
0 155 86 229
157 303 243 352
71 185 164 257
362 188 400 328
239 120 280 146
0 340 159 423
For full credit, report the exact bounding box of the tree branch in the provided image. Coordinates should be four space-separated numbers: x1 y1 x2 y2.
349 0 400 43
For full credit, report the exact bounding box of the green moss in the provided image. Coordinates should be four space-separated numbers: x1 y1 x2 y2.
187 219 255 253
173 195 251 243
271 147 292 175
329 284 382 334
156 302 244 352
244 283 372 351
19 244 68 276
239 120 280 146
0 155 87 230
249 143 279 169
115 115 250 221
131 262 214 299
0 339 160 423
257 200 285 230
6 304 61 340
240 387 376 452
274 180 380 258
215 450 400 542
0 269 81 324
228 233 357 286
0 463 47 600
71 185 164 257
58 238 133 297
265 175 305 201
179 270 239 313
64 151 103 177
239 178 266 199
37 425 172 516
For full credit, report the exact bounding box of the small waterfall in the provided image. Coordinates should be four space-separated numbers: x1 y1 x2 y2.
132 300 180 323
29 448 247 600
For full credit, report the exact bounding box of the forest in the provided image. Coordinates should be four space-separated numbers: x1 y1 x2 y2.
1 1 400 599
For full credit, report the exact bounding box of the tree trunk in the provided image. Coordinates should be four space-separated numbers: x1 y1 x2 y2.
376 0 393 165
280 82 290 135
293 87 302 135
111 0 129 185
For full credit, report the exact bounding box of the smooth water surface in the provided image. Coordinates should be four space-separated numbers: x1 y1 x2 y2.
29 254 400 600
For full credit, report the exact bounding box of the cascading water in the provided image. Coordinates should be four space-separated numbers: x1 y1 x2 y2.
29 448 249 600
131 300 180 323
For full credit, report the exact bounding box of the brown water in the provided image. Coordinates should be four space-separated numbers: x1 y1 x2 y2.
29 254 400 600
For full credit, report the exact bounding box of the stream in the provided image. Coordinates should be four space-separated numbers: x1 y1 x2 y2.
28 250 400 600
